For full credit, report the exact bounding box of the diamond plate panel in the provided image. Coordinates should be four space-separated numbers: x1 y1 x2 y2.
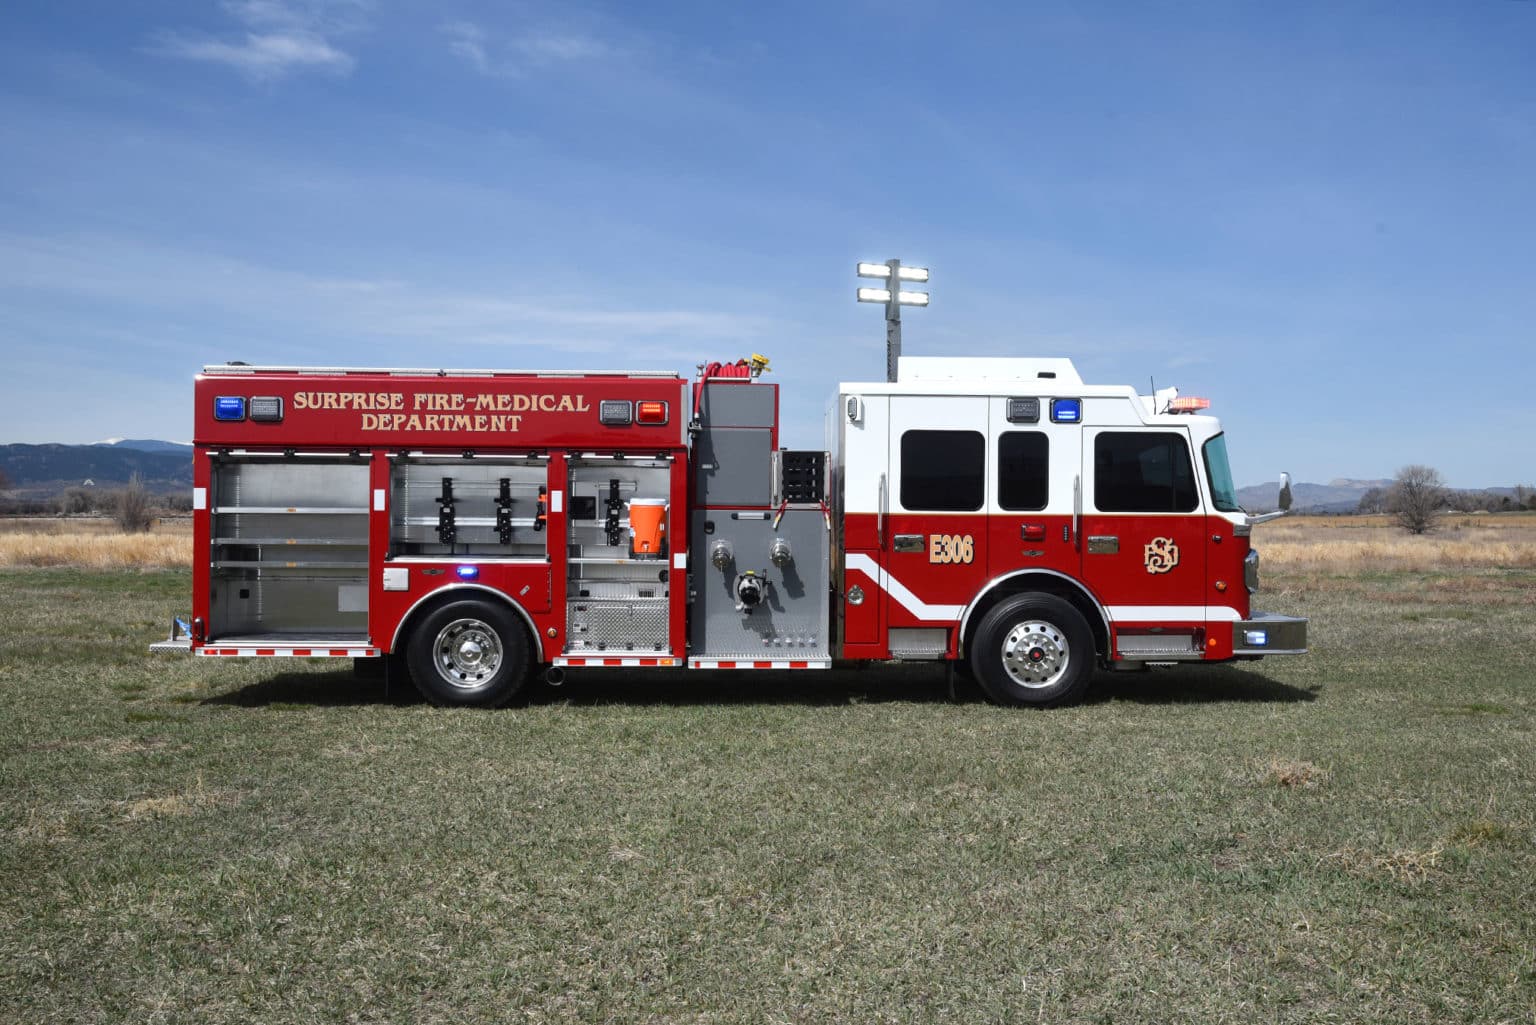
567 599 669 652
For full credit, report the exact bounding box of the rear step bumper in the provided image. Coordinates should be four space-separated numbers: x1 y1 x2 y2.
195 641 380 657
147 616 379 658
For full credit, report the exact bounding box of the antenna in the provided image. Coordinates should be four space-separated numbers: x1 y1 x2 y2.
1149 375 1157 413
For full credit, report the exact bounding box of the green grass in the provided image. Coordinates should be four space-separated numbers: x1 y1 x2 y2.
2 567 1533 1023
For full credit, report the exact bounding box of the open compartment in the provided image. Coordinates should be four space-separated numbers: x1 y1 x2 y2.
388 456 549 559
564 455 674 654
208 456 371 642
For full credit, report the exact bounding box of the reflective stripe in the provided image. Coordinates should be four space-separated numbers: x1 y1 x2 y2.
554 657 679 668
689 659 829 670
1105 606 1242 622
196 647 379 657
844 553 963 621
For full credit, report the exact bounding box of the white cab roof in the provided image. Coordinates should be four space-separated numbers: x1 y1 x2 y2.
895 356 1084 386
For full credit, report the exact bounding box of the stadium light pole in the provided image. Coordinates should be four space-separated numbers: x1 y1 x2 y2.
856 259 930 382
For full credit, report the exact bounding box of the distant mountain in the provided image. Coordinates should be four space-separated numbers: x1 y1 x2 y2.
1237 478 1535 514
93 438 192 454
0 443 191 496
1237 478 1393 513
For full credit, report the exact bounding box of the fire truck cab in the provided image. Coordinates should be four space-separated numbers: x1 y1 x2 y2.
835 356 1305 705
155 352 1305 707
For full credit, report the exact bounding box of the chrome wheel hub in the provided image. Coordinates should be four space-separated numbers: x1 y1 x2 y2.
1001 620 1069 689
434 618 502 689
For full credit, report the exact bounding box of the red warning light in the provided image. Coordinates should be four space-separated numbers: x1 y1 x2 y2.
636 400 669 425
1169 397 1211 414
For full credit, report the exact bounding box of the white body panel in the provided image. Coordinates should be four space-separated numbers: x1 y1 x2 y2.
841 394 889 515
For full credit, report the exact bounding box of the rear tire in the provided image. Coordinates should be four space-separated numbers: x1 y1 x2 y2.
405 600 532 708
970 593 1094 707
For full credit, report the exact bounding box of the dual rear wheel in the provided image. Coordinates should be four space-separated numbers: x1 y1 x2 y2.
404 599 533 708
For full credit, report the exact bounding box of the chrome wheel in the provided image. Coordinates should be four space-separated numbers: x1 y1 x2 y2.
1000 619 1070 689
433 618 503 689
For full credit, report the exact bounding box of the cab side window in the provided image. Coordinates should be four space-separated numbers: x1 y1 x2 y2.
997 432 1048 511
901 430 984 511
1094 433 1198 512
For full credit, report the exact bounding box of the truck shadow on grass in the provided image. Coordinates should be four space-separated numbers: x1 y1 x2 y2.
204 663 1318 709
1083 666 1319 706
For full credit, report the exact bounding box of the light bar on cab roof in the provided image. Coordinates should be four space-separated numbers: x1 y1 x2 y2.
1169 397 1212 413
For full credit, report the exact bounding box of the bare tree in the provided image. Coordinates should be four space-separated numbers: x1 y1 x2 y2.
115 473 154 533
1357 487 1387 514
58 487 95 516
1389 464 1446 535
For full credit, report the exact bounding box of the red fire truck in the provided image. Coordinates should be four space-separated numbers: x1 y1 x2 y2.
152 349 1306 707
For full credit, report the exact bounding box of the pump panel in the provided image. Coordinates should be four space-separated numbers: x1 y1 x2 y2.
688 509 829 661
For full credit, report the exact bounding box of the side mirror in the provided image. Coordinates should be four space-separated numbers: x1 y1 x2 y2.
1278 472 1293 512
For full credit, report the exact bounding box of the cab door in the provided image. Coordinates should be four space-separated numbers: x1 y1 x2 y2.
986 398 1081 585
882 395 991 646
1079 428 1207 626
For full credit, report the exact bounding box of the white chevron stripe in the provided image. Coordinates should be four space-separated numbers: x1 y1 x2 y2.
845 553 963 621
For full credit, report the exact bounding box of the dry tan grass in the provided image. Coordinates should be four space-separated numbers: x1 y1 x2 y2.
0 530 190 569
118 780 239 821
1255 514 1536 572
0 516 190 535
1257 757 1329 789
1318 846 1444 884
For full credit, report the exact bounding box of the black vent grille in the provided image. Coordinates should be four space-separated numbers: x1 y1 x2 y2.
779 451 825 503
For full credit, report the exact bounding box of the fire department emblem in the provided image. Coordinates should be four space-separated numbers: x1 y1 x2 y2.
1144 537 1179 574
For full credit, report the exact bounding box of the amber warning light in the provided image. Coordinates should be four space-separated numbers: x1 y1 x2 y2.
636 401 669 425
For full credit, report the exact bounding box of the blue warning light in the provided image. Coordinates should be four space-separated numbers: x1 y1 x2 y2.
1050 398 1082 423
214 396 246 421
455 565 480 580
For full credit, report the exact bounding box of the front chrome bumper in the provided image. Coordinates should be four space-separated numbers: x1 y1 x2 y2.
1232 611 1308 657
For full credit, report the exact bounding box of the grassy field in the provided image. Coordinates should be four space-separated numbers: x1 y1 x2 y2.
2 521 1534 1023
0 517 190 569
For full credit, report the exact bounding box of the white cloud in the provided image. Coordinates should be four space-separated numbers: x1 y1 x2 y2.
441 21 491 75
441 19 612 79
154 32 353 78
152 0 365 80
0 231 778 368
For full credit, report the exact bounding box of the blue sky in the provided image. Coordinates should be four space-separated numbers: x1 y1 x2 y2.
2 1 1533 487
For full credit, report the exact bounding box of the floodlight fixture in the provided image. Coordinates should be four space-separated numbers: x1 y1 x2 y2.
855 258 932 382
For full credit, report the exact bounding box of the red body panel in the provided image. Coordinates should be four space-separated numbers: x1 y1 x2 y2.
1077 513 1207 610
194 372 687 450
843 507 1242 662
368 561 555 655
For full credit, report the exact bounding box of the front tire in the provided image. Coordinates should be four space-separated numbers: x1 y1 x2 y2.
405 600 532 708
970 593 1094 707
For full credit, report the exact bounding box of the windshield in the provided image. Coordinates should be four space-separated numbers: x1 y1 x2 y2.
1202 433 1242 512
